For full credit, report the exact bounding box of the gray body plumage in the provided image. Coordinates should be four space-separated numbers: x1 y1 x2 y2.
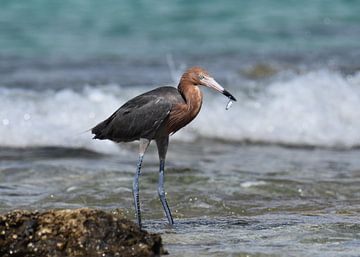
92 86 184 142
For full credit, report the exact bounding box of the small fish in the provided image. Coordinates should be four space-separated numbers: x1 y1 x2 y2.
225 97 233 110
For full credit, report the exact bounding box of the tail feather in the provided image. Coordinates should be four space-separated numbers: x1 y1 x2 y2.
91 118 111 140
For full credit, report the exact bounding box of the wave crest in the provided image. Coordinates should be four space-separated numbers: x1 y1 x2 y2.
1 70 360 151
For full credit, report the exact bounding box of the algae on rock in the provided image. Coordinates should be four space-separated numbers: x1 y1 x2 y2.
0 208 165 257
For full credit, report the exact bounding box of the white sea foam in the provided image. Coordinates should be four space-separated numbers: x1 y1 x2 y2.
240 181 267 188
195 70 360 148
1 70 360 151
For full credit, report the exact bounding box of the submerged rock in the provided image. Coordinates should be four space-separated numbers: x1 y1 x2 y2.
0 208 165 257
241 63 278 79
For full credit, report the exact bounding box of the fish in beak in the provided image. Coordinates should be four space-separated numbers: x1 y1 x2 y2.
202 76 237 101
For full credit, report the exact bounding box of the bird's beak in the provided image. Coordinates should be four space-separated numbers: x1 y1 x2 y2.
203 76 237 101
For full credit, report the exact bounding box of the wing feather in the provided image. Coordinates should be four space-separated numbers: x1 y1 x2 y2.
92 87 183 142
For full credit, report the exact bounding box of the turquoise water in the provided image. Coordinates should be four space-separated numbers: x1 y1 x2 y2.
1 0 359 59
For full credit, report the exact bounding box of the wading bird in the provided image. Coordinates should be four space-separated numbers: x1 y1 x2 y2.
92 67 236 228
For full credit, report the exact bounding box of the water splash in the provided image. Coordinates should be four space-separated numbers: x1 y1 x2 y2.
1 70 360 150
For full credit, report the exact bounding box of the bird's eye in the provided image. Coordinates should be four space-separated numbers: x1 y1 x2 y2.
198 74 205 80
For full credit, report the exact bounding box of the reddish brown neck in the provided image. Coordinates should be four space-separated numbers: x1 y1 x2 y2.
178 81 203 119
165 81 203 134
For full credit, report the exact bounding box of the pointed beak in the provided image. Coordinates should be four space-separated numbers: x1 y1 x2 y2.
203 76 237 101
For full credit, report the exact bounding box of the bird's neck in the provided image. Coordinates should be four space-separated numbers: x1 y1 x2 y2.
178 82 203 118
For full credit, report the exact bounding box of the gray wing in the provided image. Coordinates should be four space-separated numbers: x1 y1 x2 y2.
92 87 183 142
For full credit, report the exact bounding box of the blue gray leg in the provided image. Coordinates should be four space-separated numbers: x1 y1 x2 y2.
133 138 150 229
158 159 174 225
156 136 174 225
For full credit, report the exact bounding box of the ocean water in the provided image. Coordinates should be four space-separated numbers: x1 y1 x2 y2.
1 0 360 58
1 1 360 256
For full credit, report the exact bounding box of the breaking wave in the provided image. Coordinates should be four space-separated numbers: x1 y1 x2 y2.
1 69 360 152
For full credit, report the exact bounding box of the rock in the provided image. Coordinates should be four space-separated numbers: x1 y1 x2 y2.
241 63 278 79
0 208 166 257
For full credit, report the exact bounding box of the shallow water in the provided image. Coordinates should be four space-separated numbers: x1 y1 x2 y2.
1 141 359 256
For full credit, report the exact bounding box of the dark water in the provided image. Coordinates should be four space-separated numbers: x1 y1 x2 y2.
1 1 360 256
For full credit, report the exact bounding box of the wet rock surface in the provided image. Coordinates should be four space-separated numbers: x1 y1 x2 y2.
0 208 165 257
241 63 278 79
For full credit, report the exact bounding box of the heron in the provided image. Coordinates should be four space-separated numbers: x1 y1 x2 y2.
91 67 236 228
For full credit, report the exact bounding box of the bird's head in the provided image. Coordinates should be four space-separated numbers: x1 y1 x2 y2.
181 67 237 101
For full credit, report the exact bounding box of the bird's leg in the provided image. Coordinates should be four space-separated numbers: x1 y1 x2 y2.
159 159 174 225
156 137 174 226
133 138 150 229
